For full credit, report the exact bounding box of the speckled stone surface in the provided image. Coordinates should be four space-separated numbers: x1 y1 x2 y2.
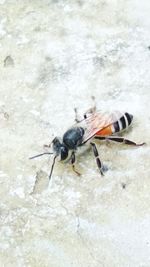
0 1 150 266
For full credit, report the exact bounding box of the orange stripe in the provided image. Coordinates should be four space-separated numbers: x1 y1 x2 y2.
95 125 113 136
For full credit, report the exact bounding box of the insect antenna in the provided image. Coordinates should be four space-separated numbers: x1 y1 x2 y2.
49 155 57 181
29 152 53 160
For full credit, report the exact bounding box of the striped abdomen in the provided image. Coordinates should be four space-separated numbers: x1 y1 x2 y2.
95 112 133 136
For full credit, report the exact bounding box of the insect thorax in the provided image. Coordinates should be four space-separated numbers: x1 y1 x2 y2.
63 127 85 150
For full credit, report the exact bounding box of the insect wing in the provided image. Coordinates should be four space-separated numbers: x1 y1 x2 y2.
82 111 123 143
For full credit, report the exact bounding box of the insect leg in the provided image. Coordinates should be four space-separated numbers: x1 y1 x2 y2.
94 136 106 140
74 108 82 123
95 136 145 146
83 96 97 119
74 96 96 121
70 151 81 176
49 155 57 180
90 142 104 176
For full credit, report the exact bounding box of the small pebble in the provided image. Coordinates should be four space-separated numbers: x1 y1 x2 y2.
4 55 14 67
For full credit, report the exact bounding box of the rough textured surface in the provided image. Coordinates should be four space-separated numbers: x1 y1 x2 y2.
0 1 150 266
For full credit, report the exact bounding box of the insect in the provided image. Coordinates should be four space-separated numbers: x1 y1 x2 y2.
29 107 145 180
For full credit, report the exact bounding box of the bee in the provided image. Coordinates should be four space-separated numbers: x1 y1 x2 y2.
29 107 145 180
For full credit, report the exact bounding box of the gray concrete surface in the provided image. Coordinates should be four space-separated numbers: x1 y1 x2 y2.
0 0 150 266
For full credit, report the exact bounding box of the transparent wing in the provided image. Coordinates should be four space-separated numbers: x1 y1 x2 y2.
78 110 123 143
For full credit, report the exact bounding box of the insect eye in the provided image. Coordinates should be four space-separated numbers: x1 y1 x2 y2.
60 146 68 160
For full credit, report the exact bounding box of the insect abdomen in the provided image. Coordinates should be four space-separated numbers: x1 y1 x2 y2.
96 112 133 136
112 112 133 133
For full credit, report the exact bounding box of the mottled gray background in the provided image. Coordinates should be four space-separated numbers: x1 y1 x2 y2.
0 0 150 266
